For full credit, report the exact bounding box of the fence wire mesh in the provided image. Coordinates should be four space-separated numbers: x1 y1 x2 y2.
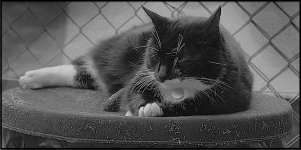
2 1 300 148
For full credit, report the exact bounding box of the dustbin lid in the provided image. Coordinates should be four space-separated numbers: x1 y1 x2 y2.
2 87 293 147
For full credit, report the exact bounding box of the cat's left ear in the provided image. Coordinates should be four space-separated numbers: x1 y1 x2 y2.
142 6 169 30
205 6 221 32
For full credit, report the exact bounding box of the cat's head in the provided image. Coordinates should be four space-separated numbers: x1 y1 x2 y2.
142 6 227 103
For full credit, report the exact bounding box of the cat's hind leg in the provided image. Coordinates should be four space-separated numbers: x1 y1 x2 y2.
19 56 97 90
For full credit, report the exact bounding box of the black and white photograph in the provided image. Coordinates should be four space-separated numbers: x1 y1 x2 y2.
2 1 300 148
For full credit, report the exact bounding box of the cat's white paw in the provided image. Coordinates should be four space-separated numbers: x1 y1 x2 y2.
19 69 46 89
125 111 133 116
138 103 163 117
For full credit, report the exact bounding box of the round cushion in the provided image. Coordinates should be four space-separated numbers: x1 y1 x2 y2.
2 87 293 147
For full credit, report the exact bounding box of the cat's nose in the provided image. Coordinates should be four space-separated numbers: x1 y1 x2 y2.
155 74 168 83
155 64 169 83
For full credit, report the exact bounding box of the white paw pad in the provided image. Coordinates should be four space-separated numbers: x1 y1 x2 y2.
138 103 163 117
19 70 46 89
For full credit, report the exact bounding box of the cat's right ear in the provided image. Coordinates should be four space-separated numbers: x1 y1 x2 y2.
142 6 169 30
204 6 221 33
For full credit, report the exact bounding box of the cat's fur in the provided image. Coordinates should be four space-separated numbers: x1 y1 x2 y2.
19 7 253 117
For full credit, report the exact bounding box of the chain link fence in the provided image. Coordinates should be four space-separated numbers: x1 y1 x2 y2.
2 1 299 148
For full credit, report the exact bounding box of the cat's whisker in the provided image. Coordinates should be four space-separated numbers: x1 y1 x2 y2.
136 79 150 94
207 88 227 105
208 61 227 66
170 47 178 53
150 43 160 52
189 76 215 81
142 76 160 98
185 77 233 90
182 79 218 105
213 83 232 95
176 34 185 54
138 52 146 62
147 53 157 60
152 28 161 48
192 97 198 107
131 75 150 92
177 34 183 48
217 85 234 96
215 83 229 91
201 90 216 105
125 45 148 57
183 79 199 89
141 80 155 95
172 57 178 70
181 81 200 93
141 69 155 75
148 80 156 90
139 80 150 95
181 82 202 105
131 70 157 96
131 45 148 51
216 81 233 90
184 77 216 85
165 51 177 55
187 77 218 84
169 34 186 56
131 79 143 93
177 43 185 54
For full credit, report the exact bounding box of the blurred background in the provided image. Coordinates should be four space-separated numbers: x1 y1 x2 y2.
2 1 299 148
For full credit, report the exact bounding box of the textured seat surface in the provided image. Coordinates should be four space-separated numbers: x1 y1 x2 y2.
2 87 293 147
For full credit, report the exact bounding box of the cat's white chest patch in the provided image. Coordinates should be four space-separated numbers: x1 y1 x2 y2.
171 87 184 99
159 78 214 103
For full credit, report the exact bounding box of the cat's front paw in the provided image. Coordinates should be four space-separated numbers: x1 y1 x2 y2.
139 103 163 117
19 69 45 89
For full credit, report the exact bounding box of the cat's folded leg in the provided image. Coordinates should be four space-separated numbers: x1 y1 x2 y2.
126 92 163 117
19 65 77 89
138 103 163 117
103 88 124 112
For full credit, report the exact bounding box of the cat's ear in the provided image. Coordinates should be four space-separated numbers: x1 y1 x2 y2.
142 6 169 30
205 6 221 32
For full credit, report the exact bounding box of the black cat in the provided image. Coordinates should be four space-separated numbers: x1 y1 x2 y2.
19 6 253 117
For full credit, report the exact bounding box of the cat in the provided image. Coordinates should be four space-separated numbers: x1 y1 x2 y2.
19 6 253 117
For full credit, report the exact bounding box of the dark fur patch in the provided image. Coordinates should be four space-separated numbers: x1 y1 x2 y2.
72 56 98 90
